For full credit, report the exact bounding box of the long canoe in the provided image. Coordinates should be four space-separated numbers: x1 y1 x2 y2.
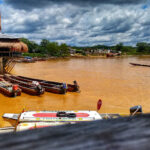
4 74 45 96
17 75 80 93
8 75 67 94
130 63 150 67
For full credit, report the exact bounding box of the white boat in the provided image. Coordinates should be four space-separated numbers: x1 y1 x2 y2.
3 111 102 122
16 122 71 132
3 113 19 120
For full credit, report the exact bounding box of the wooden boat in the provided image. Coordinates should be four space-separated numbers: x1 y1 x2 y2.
18 75 80 92
8 75 67 94
130 63 150 67
22 57 36 63
12 75 79 93
22 59 35 63
106 53 121 57
0 78 21 97
4 74 45 96
33 58 47 61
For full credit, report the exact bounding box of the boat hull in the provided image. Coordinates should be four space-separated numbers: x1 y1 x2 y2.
130 63 150 67
18 111 102 122
3 111 102 122
4 75 45 96
16 122 71 132
9 75 67 95
18 75 80 93
0 86 21 97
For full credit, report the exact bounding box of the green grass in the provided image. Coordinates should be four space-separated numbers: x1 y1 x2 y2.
23 53 46 57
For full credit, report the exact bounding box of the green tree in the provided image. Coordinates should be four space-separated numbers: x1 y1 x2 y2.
136 42 149 53
60 43 70 57
115 43 123 51
21 38 71 57
21 38 38 53
39 39 50 53
47 42 60 56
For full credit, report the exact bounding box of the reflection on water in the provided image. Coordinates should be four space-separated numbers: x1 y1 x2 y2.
1 56 150 127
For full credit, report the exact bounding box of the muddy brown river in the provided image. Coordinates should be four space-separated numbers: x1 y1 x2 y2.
1 56 150 127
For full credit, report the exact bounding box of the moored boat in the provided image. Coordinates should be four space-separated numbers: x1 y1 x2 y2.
4 74 45 96
16 122 71 132
3 110 102 122
17 75 80 93
130 62 150 67
7 75 67 94
0 78 21 97
2 101 143 133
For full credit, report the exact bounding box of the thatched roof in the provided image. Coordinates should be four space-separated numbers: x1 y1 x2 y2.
0 41 28 52
0 34 28 53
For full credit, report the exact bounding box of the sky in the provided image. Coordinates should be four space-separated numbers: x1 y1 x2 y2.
1 0 150 46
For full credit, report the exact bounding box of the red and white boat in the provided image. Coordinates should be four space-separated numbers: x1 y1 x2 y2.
3 110 102 122
16 122 71 132
2 100 103 132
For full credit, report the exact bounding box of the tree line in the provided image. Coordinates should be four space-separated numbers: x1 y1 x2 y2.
21 38 150 57
21 38 70 57
73 42 150 55
113 42 150 54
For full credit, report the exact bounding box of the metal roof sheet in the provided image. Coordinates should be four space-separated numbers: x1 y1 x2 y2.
0 33 18 39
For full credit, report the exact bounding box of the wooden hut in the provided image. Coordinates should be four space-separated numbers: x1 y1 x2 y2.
0 33 28 56
0 34 28 73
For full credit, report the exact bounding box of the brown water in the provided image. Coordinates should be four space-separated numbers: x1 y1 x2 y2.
1 56 150 127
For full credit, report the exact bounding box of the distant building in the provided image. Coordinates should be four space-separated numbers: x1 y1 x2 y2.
69 47 76 55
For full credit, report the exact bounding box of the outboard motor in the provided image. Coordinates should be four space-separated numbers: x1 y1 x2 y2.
33 81 44 94
130 105 142 116
61 83 67 94
38 85 45 94
73 80 80 92
12 85 19 97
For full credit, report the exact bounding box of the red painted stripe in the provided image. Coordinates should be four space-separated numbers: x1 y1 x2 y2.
33 113 89 118
76 113 89 117
29 125 50 130
33 113 57 117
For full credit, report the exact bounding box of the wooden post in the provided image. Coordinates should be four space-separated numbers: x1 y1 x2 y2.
0 57 3 74
0 12 1 32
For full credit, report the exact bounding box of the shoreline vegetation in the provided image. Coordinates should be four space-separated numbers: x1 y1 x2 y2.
21 38 150 58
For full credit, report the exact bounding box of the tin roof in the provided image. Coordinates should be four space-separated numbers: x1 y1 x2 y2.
0 33 18 39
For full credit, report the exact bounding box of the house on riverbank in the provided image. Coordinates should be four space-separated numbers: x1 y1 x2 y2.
0 33 28 73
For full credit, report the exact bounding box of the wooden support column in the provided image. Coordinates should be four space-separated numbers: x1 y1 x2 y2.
0 57 3 74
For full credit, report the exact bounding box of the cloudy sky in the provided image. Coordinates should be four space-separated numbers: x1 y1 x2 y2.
1 0 150 46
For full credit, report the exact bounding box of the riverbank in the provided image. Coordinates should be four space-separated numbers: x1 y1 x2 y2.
22 52 150 59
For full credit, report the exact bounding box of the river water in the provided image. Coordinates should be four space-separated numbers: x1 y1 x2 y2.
1 56 150 127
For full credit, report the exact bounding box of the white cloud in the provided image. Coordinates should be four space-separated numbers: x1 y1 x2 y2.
1 1 150 46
